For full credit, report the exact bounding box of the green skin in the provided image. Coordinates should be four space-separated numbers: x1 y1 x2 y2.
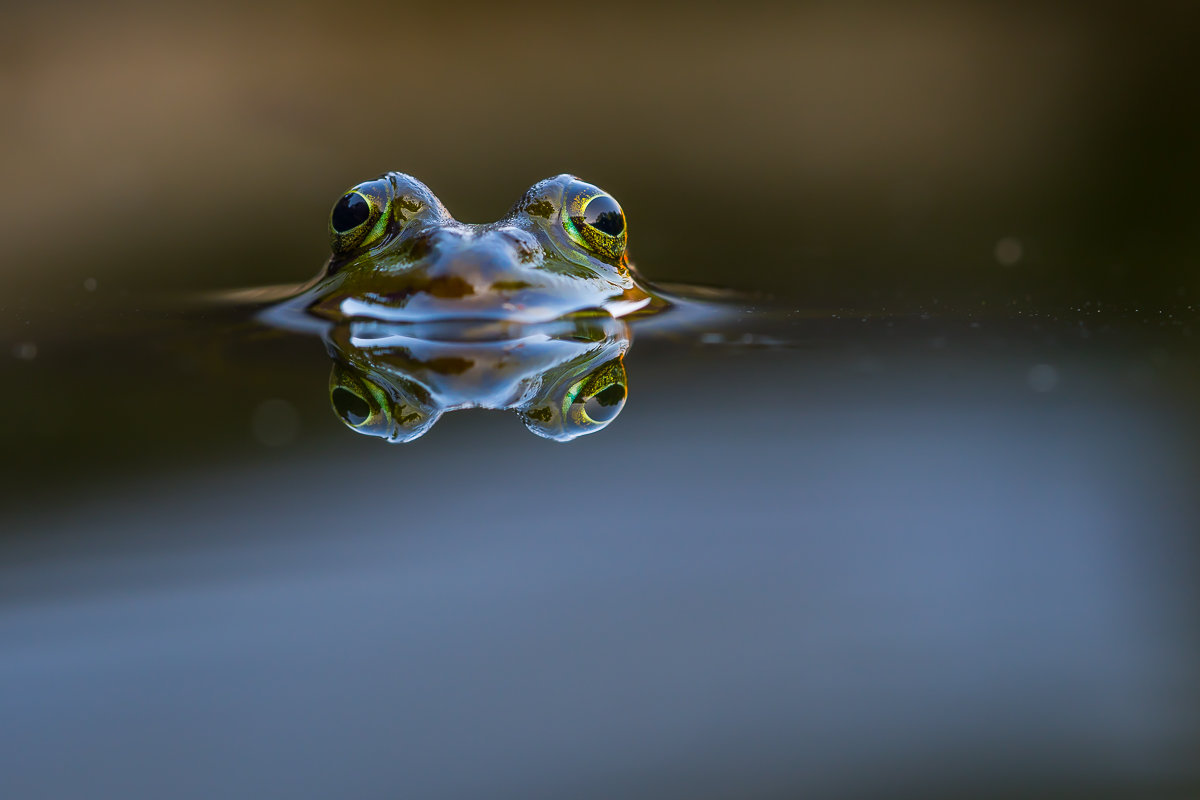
266 173 666 442
294 172 662 327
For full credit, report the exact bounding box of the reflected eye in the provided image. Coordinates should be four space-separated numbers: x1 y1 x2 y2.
331 192 371 233
564 357 628 429
329 365 392 437
328 362 442 443
519 356 628 442
332 386 371 426
563 180 627 260
580 382 626 423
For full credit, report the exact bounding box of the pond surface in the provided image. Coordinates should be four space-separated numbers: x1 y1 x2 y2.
1 276 1198 799
2 3 1200 798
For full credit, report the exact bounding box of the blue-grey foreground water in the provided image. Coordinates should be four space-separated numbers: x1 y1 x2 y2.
1 304 1198 799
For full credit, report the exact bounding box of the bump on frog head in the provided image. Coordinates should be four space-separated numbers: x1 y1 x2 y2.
327 173 447 260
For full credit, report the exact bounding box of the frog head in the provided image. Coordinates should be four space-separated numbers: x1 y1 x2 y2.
301 173 650 325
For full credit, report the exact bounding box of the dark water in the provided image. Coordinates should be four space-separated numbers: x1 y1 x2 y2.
2 3 1200 798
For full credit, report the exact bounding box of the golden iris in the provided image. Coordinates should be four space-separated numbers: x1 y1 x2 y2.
564 358 628 427
562 180 627 261
329 179 392 255
329 365 391 436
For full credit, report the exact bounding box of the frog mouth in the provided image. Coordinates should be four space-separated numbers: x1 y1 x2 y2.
334 292 650 326
256 283 651 336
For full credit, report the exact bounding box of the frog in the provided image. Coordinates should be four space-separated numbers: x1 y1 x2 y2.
260 172 668 442
270 172 663 328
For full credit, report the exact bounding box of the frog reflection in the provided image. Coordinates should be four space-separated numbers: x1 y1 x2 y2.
323 316 630 442
261 171 665 442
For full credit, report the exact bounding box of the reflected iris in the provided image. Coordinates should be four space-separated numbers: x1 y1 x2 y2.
332 386 371 425
582 383 626 422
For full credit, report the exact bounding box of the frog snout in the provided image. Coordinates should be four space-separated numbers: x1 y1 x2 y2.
424 244 535 296
362 232 569 322
331 228 617 324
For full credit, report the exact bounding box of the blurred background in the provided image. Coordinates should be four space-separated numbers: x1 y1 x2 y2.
1 2 1200 799
1 0 1198 303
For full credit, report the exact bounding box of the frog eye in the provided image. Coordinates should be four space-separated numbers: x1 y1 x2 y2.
331 192 371 232
562 180 627 260
329 179 391 255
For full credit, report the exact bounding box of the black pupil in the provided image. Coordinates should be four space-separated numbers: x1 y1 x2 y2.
582 195 624 236
582 383 626 423
332 192 371 233
332 387 372 426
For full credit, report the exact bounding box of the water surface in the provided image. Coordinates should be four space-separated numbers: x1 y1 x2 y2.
2 3 1200 798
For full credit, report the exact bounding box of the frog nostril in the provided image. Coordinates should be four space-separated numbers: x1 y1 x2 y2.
427 276 475 299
